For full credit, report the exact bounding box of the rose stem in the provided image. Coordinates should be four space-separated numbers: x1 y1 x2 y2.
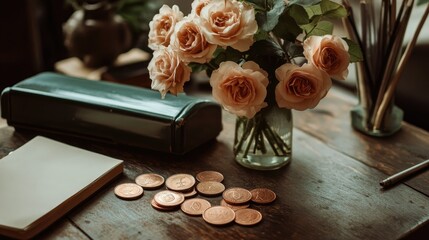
261 122 281 156
243 118 261 158
234 118 252 154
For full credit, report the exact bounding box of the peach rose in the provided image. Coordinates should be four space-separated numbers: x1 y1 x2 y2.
191 0 211 17
170 17 217 63
303 35 350 80
210 61 268 118
148 5 184 50
149 46 191 98
275 63 332 110
199 0 258 52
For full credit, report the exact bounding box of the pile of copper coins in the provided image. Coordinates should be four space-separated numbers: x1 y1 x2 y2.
114 171 276 226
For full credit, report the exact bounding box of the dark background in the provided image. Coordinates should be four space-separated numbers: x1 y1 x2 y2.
0 1 72 91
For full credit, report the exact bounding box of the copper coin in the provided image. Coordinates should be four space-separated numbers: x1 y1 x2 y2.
180 198 211 216
114 183 143 200
135 173 165 189
222 187 252 205
234 208 263 226
196 171 224 182
250 188 277 204
196 181 225 196
202 206 236 225
154 190 185 207
165 174 196 192
182 188 198 198
151 198 177 211
220 199 249 211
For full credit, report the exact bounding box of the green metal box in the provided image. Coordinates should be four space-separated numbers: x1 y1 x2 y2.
1 72 222 154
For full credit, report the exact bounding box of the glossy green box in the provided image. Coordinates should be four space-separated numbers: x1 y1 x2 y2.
1 72 222 154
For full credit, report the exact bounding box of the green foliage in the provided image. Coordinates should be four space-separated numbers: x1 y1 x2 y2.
188 62 208 73
417 0 429 5
266 0 348 42
300 0 346 37
262 0 286 31
204 47 244 77
320 0 347 18
285 43 304 59
288 0 321 6
343 38 364 62
305 21 334 37
116 0 161 35
245 0 360 65
247 39 286 77
272 9 302 42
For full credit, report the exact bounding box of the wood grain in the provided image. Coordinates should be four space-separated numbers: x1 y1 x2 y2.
1 87 429 239
293 87 429 195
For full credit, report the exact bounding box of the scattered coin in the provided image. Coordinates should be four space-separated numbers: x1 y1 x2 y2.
135 173 165 189
234 208 263 226
202 206 236 225
114 183 143 200
196 171 224 182
151 198 177 211
181 198 211 216
165 173 196 192
196 181 225 196
220 199 249 211
250 188 277 204
181 188 198 198
154 190 185 208
115 171 274 227
222 187 252 205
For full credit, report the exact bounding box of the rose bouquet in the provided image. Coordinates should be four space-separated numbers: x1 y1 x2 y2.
147 0 361 169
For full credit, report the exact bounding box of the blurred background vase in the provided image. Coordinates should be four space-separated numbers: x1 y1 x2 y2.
351 95 404 137
63 0 132 68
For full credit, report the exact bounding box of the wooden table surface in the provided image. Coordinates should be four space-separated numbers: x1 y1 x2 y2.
1 86 429 240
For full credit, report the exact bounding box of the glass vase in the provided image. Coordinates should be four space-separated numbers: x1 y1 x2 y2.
351 100 403 137
233 105 292 170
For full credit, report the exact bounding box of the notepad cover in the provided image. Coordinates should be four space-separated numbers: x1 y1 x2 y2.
0 136 123 239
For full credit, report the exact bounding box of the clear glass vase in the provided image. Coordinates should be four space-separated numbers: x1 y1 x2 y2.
351 100 403 137
233 105 292 170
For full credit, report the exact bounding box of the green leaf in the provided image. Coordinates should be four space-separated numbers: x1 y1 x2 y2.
286 43 305 59
252 0 285 32
244 0 268 9
188 62 208 73
343 38 363 62
254 30 270 41
300 14 321 33
209 47 243 68
212 47 225 59
288 4 310 25
247 39 286 77
305 20 333 37
288 0 321 6
417 0 429 5
305 4 322 19
320 0 347 18
262 0 286 31
272 10 303 41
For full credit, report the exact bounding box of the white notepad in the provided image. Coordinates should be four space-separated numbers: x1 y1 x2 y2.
0 136 123 239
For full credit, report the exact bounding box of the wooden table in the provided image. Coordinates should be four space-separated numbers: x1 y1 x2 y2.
1 87 429 240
